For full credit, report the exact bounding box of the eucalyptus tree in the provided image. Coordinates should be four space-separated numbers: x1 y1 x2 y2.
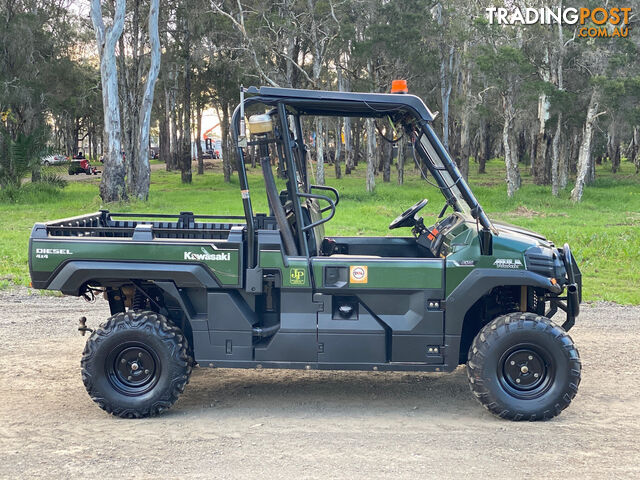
476 43 537 197
115 0 162 199
569 43 616 202
90 0 128 202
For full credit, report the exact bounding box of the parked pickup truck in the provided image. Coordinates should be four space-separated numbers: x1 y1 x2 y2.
29 85 582 420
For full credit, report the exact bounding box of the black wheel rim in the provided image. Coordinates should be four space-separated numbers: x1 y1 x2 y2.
106 342 160 396
498 344 554 399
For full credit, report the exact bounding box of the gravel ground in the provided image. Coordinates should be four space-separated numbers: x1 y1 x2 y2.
1 288 638 479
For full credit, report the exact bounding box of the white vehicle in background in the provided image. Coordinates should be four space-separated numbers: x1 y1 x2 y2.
41 154 68 166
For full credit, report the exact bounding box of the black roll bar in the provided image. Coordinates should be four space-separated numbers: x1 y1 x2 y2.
309 185 340 213
276 102 310 256
231 98 258 268
297 192 336 231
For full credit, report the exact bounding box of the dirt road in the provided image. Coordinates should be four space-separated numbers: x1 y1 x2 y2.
1 289 638 479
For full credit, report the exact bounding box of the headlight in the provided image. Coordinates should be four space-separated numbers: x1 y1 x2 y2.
525 246 567 282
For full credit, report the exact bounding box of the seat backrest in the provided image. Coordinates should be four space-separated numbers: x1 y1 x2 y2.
282 195 325 256
304 198 324 256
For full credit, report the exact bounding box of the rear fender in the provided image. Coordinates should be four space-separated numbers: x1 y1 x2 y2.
46 260 221 295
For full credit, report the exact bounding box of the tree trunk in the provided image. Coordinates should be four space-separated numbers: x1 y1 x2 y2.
133 0 160 200
63 115 74 157
534 47 551 185
397 136 405 185
435 2 453 151
91 126 98 160
382 140 391 182
502 94 520 198
478 119 489 174
159 88 170 166
459 106 471 181
160 27 172 170
344 117 354 174
551 112 563 196
632 126 640 174
31 165 41 182
334 118 342 179
91 0 127 203
180 18 192 184
353 119 361 167
571 90 602 202
365 118 376 192
196 99 204 175
551 8 565 194
439 46 453 151
118 33 135 195
607 119 620 173
315 117 325 185
558 131 569 190
169 64 180 171
533 130 549 185
221 102 232 183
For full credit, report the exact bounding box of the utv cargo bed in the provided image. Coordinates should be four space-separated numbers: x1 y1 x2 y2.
37 210 246 239
29 210 250 293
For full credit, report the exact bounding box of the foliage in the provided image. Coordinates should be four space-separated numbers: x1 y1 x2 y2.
0 129 48 187
39 172 68 189
0 180 64 204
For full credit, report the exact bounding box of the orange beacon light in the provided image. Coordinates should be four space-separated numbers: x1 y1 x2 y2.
391 79 408 94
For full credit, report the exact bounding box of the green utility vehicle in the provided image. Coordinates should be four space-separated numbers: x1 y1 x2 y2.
28 86 582 420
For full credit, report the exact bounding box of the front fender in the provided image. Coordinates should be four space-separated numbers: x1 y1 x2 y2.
445 268 561 336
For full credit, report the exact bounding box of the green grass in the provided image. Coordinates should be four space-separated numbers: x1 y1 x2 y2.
1 158 638 304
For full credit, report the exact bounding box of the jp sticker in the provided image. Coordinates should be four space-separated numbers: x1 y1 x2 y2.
290 268 306 285
350 265 368 284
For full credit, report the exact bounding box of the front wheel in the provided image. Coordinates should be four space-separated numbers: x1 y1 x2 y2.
81 311 192 418
467 312 581 421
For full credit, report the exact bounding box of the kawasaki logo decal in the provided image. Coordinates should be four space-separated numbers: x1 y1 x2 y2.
184 247 231 261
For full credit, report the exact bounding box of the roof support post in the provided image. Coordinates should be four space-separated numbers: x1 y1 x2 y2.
277 102 309 257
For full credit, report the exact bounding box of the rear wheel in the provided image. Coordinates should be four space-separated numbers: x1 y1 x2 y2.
466 312 581 421
81 311 192 418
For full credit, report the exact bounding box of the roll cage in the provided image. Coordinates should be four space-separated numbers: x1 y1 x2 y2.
230 86 493 268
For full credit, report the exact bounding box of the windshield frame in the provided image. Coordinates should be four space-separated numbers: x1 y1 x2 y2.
413 121 494 232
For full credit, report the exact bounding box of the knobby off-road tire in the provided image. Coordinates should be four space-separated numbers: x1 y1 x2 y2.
81 311 192 418
467 312 581 421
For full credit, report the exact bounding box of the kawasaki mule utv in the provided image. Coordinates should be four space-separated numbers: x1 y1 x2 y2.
28 86 582 420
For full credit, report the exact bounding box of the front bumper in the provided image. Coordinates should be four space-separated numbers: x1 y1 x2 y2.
556 243 582 331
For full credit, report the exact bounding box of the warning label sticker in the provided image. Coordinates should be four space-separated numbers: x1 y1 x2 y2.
349 265 368 284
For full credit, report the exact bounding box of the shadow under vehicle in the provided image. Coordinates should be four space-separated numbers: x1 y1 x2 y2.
28 85 582 420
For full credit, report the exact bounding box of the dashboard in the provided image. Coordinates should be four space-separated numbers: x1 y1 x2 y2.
417 212 468 257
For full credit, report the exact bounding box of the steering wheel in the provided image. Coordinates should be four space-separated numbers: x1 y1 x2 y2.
389 199 428 230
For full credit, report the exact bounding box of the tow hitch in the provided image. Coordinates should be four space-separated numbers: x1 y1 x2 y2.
78 316 94 336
